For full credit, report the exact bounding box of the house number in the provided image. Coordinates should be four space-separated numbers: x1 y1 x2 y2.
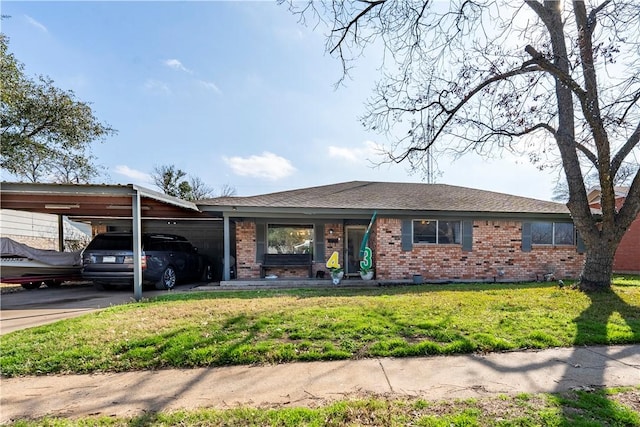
359 247 372 270
326 251 341 269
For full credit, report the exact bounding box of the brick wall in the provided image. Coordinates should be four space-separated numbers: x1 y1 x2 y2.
614 214 640 274
236 221 347 279
373 218 584 281
590 195 640 274
235 218 585 281
236 221 259 278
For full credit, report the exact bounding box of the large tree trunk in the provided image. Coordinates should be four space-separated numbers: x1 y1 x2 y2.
579 244 616 292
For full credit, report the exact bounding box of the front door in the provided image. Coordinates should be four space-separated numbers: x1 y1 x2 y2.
345 226 366 276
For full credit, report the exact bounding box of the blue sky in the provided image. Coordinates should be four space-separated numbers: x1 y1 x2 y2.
2 1 560 200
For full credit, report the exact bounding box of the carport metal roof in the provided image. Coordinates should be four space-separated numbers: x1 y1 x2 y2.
0 182 202 219
0 182 208 301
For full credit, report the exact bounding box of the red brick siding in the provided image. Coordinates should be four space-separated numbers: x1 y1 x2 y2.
614 214 640 274
324 223 344 267
235 218 585 281
236 221 259 278
373 218 584 281
590 195 640 274
235 221 348 279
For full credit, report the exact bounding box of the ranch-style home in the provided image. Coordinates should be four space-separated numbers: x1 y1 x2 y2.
0 180 588 287
198 181 585 283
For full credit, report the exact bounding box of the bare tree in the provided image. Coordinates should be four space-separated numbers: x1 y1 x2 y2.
218 183 237 197
553 163 638 202
287 0 640 291
151 164 235 201
189 176 215 200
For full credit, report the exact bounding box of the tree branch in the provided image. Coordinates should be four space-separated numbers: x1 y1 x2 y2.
611 121 640 176
575 141 599 166
524 45 586 98
428 66 543 147
329 0 386 55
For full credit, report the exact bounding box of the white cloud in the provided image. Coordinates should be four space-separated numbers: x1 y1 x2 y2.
164 59 192 73
328 140 383 163
143 79 171 94
223 152 296 180
25 15 48 32
113 165 153 184
198 80 221 94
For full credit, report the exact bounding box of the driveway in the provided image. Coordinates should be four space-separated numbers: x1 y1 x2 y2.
0 282 203 335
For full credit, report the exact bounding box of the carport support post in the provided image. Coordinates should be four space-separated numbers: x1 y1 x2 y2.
57 215 64 251
223 213 231 281
132 189 143 301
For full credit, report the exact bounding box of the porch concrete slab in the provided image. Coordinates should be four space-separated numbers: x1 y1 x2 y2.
213 279 412 289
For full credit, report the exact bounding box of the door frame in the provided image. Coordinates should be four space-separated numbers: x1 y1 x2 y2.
345 225 367 276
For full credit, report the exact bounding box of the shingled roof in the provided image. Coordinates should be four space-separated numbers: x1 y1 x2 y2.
198 181 569 215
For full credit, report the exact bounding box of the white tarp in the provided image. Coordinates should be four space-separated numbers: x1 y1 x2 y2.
1 237 81 266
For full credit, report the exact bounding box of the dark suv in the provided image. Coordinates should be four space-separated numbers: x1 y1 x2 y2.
81 232 212 289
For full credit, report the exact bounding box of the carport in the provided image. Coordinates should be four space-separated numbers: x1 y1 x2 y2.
0 182 222 301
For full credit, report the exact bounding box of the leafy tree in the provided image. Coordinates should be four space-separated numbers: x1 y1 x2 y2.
0 35 114 183
152 164 191 199
287 0 640 291
51 149 104 184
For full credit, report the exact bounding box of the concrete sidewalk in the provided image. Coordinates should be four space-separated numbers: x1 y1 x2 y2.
2 345 639 422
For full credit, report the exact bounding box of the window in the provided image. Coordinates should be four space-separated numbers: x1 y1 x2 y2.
553 223 575 245
531 222 575 245
267 224 314 254
413 220 461 244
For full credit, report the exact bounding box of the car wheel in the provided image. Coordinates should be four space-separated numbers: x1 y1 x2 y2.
45 280 62 288
156 266 176 290
201 264 213 282
21 281 41 290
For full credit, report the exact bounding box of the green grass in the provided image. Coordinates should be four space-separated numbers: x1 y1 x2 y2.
2 276 638 377
6 387 640 426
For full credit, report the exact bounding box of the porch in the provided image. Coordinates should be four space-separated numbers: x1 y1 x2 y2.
203 277 414 290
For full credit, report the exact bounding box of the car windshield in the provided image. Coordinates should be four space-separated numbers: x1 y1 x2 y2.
86 235 132 250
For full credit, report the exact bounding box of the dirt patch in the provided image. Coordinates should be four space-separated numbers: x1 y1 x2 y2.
611 389 640 413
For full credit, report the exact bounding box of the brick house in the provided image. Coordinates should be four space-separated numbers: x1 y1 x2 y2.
199 181 585 283
588 187 640 274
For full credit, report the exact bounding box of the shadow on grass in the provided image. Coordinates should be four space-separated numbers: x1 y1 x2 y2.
558 289 640 424
142 279 639 424
4 279 637 423
472 286 639 424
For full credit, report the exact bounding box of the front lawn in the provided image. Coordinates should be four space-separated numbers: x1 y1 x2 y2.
1 276 639 377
